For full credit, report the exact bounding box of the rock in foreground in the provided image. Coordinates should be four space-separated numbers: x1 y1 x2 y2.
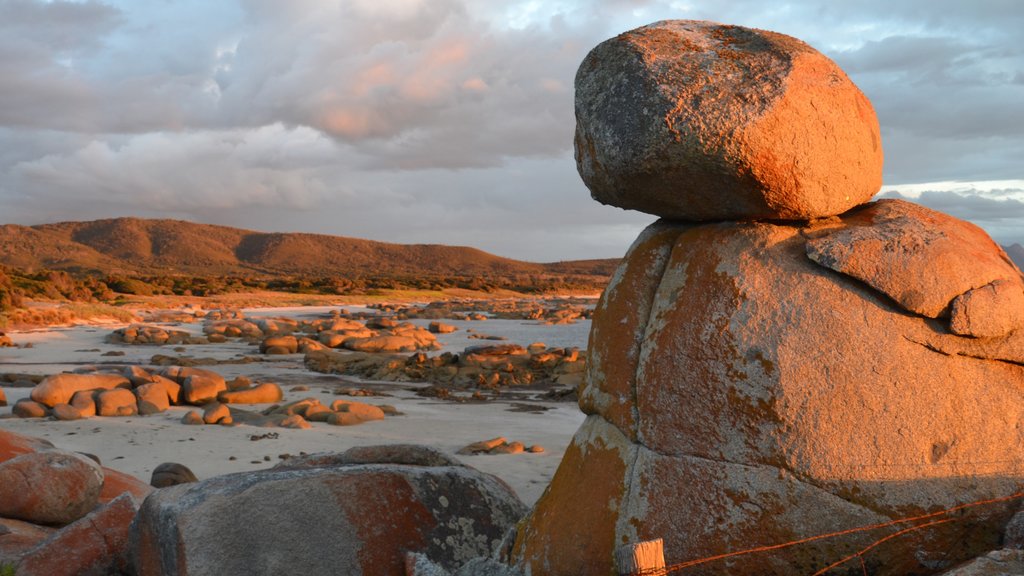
131 445 527 576
575 20 882 221
513 215 1024 575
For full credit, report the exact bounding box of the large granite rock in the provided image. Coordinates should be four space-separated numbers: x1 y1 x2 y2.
512 216 1024 575
0 451 104 525
130 445 527 576
575 20 882 221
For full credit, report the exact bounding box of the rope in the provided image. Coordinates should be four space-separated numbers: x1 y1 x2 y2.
646 490 1024 575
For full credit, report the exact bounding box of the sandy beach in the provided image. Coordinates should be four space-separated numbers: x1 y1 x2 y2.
0 305 589 506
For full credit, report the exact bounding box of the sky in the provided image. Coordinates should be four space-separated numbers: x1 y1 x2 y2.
0 0 1021 262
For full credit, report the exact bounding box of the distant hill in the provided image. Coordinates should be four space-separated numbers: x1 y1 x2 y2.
0 218 620 280
1006 244 1024 271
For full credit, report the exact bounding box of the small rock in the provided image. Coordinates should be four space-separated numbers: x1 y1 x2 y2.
279 414 311 429
202 403 231 425
52 403 83 421
180 411 203 425
150 463 198 488
13 399 50 419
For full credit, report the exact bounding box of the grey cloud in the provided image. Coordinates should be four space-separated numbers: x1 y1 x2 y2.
881 190 1024 246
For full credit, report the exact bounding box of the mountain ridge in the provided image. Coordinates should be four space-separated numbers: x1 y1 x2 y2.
0 217 619 279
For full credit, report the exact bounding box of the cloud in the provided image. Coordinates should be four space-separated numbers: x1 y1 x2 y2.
880 187 1024 246
0 0 1021 260
6 124 338 217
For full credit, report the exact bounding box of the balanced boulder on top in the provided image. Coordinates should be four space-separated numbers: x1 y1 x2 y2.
575 20 883 221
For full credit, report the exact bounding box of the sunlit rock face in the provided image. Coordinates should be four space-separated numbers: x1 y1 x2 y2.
575 20 883 221
513 18 1024 576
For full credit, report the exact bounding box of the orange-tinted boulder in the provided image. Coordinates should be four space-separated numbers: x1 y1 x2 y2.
217 382 283 404
0 451 104 525
96 388 138 417
31 373 131 407
17 493 138 576
99 467 154 504
135 382 170 414
514 218 1024 575
575 20 882 221
0 429 54 461
181 374 227 405
129 445 526 576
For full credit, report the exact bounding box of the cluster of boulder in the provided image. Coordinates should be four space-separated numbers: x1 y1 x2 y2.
10 366 284 422
0 431 528 576
108 325 206 346
182 396 398 430
0 429 152 574
305 342 585 389
511 20 1024 575
0 332 12 347
368 299 593 325
203 314 442 355
458 437 545 456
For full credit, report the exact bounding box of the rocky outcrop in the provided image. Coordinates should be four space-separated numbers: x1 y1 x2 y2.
514 215 1024 575
0 430 147 570
575 20 882 221
130 445 527 576
512 18 1024 576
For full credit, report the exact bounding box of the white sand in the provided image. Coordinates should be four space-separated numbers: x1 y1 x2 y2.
0 308 588 505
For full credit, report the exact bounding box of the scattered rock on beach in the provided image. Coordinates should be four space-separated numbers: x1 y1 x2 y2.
31 373 131 408
96 388 138 417
13 399 49 419
217 382 284 404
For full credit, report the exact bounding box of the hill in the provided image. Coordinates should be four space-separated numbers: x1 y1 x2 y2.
1006 243 1024 270
0 217 620 280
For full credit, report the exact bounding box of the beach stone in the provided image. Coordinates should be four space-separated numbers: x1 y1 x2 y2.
99 467 154 505
218 382 284 404
0 387 5 407
0 333 12 347
123 365 157 386
151 463 199 488
31 373 131 407
181 410 203 425
182 374 227 405
226 375 251 391
0 451 104 525
96 388 138 417
457 437 508 455
428 322 458 334
260 335 298 354
343 334 424 353
129 444 527 575
279 414 312 429
202 402 231 425
71 390 98 417
327 401 385 425
13 398 49 418
575 20 882 221
17 493 138 576
513 218 1024 575
303 404 333 422
135 382 171 414
52 403 83 421
160 366 225 387
806 200 1024 319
